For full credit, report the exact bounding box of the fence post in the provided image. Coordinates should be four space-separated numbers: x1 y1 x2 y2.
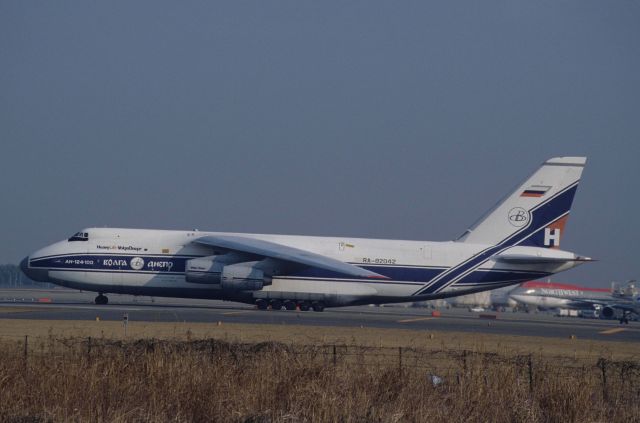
528 354 534 394
598 358 608 401
333 344 337 367
87 336 92 363
398 347 402 374
620 364 626 401
23 335 28 371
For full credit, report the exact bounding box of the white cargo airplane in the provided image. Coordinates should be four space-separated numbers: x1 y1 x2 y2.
22 157 591 311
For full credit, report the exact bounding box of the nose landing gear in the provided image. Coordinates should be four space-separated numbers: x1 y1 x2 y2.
95 294 109 305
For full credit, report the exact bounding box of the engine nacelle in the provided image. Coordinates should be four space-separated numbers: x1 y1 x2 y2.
601 306 615 319
185 256 225 284
221 263 270 291
185 256 270 291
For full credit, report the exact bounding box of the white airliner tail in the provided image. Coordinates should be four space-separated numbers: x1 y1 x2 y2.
458 157 586 248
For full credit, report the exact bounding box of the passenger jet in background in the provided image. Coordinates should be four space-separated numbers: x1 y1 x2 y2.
510 280 639 324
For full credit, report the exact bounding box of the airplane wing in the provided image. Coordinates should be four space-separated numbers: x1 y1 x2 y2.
554 298 639 317
584 300 639 314
194 235 388 279
606 303 640 314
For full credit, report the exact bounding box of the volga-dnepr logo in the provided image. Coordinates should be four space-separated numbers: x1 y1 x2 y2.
130 257 145 270
508 207 529 227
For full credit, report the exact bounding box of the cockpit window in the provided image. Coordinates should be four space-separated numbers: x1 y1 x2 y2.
68 231 89 242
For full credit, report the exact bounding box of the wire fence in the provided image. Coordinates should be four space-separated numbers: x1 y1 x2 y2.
5 334 640 397
2 335 638 421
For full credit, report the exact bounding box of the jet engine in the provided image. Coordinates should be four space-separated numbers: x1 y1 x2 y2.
601 306 615 319
185 256 225 284
185 256 271 290
221 262 271 291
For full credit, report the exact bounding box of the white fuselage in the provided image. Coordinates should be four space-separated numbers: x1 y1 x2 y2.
510 286 617 310
23 227 585 307
510 295 574 309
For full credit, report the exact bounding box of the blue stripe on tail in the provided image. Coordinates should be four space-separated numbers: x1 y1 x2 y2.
413 181 580 295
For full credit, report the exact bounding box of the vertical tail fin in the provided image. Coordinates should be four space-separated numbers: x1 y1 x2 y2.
458 157 586 248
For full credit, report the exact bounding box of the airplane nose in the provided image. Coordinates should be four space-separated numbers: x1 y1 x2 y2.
20 256 29 275
20 256 49 282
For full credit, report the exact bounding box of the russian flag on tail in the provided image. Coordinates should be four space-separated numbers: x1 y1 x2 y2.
521 185 551 198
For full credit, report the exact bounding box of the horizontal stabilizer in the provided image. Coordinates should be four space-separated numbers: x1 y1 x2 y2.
492 253 593 265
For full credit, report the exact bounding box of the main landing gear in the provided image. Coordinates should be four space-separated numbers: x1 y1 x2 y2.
95 294 109 305
256 299 325 312
619 312 630 324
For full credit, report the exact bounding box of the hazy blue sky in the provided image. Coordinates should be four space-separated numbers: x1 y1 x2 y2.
1 1 638 286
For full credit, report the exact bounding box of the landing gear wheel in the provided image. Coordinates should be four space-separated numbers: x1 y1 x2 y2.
284 301 297 311
299 302 311 312
270 300 283 311
312 302 325 312
95 294 108 305
256 299 268 310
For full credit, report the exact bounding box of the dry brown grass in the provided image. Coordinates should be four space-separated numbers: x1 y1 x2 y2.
0 332 638 422
0 318 638 360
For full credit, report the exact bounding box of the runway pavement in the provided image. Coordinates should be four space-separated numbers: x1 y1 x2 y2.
1 288 639 343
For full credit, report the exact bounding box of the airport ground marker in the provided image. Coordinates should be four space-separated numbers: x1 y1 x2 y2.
397 317 434 323
221 311 248 316
599 328 627 335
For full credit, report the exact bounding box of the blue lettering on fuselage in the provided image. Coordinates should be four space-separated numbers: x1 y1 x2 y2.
31 254 189 273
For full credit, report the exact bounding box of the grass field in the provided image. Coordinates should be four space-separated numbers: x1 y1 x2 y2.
0 318 638 360
0 319 639 422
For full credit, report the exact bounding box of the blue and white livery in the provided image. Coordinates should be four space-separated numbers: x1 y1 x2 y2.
22 157 591 311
